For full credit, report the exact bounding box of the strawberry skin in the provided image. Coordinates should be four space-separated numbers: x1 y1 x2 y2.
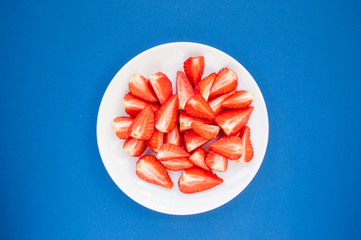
136 155 173 189
149 72 173 105
191 122 220 140
183 56 205 87
215 106 254 136
155 94 179 133
209 68 238 98
222 91 254 109
185 94 215 120
164 123 183 146
195 72 216 101
209 136 243 160
178 167 223 194
205 150 228 172
127 105 154 140
157 143 190 160
146 129 164 153
179 111 213 133
183 130 209 152
177 71 195 110
123 137 147 157
113 117 133 139
208 90 237 115
235 126 254 163
123 93 160 117
129 74 158 102
160 158 193 171
188 148 210 170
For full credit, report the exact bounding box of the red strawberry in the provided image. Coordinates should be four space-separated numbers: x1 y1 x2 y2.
205 151 228 172
183 130 209 153
209 136 243 160
123 137 147 157
177 71 194 110
113 117 133 139
149 72 173 105
185 94 215 120
183 56 205 87
235 126 254 163
136 155 173 189
129 74 158 102
157 143 190 160
146 129 164 153
191 122 220 140
128 105 154 140
208 89 237 115
178 167 223 194
123 93 160 117
209 68 238 98
195 72 216 101
188 148 210 170
164 123 183 146
222 91 254 109
178 111 213 133
215 106 254 136
160 158 193 171
155 94 179 133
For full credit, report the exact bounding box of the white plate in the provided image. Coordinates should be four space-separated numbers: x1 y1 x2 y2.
97 42 269 215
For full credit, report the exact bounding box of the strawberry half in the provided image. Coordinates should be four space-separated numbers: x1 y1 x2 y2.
127 105 154 140
129 74 158 102
208 89 237 115
205 151 228 172
146 129 164 153
123 93 160 117
215 106 254 136
178 167 223 194
183 130 209 153
195 72 216 101
164 123 183 146
178 111 213 133
188 148 210 170
136 155 173 189
157 143 190 160
155 94 179 133
209 136 243 160
160 158 193 171
149 72 173 105
235 126 254 163
113 117 133 139
191 122 220 140
209 68 238 98
183 56 205 87
123 137 147 157
222 91 254 109
177 71 194 110
185 94 215 120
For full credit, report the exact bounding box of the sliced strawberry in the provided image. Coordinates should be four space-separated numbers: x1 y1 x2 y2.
155 94 179 133
136 155 173 189
164 123 183 146
177 71 194 110
191 122 220 140
123 137 147 157
235 126 254 163
178 167 223 194
157 143 190 160
183 56 205 87
195 73 216 101
215 106 254 136
208 89 237 115
160 158 193 171
149 72 173 105
183 130 209 153
222 91 254 109
146 129 164 153
178 111 213 133
188 148 210 170
209 136 242 160
129 74 158 102
209 68 238 98
123 93 160 117
113 117 133 139
185 94 215 120
127 105 154 140
205 151 228 172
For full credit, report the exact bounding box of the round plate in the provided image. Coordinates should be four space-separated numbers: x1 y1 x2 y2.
97 42 269 215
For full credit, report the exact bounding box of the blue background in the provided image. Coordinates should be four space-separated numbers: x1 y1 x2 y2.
1 0 361 239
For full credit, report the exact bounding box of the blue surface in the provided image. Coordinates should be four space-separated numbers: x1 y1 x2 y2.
1 0 361 239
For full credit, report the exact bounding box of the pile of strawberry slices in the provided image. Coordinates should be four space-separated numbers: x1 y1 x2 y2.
112 56 254 194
